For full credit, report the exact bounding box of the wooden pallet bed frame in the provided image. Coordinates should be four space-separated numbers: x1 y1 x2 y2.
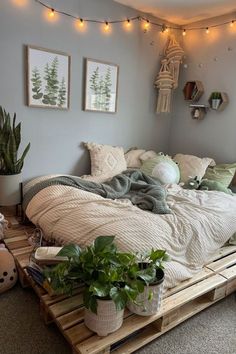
2 214 236 354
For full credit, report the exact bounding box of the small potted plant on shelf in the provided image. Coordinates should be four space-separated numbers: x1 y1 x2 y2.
210 92 222 110
0 106 30 206
44 236 148 336
127 249 169 316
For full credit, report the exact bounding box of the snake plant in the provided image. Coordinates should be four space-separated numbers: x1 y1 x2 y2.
0 106 30 175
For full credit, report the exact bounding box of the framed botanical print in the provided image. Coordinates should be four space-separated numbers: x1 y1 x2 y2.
27 45 70 109
84 58 119 113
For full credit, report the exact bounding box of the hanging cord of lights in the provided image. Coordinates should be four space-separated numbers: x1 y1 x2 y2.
35 0 236 35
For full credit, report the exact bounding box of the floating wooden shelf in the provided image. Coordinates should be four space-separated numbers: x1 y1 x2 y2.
183 81 204 102
208 92 229 112
189 104 209 121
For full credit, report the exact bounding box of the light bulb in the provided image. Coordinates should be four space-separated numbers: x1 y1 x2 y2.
205 27 210 34
49 8 55 18
79 18 84 27
126 19 131 27
230 20 235 27
104 21 109 31
144 20 150 29
182 29 186 36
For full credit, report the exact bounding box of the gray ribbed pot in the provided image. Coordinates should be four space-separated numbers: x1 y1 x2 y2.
127 268 164 316
0 173 22 206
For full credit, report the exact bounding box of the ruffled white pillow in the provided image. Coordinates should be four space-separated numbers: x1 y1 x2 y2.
173 153 215 183
125 149 146 168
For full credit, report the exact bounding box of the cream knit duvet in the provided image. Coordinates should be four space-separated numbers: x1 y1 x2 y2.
25 182 236 289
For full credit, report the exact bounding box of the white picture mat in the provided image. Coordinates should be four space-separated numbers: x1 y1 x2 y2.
27 46 70 109
85 59 118 113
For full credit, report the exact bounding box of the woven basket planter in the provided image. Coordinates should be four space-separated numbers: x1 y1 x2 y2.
127 269 164 316
84 299 124 336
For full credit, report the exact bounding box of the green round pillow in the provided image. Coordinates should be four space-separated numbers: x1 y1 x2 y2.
141 153 180 184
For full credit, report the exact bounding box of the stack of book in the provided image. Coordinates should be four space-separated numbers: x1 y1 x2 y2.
26 247 67 296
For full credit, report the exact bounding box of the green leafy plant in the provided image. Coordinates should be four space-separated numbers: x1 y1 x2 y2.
130 249 170 285
211 92 221 100
44 236 156 314
0 106 30 175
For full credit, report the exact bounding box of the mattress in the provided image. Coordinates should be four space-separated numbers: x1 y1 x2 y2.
24 176 236 289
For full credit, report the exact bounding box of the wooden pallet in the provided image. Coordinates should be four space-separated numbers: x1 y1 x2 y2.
3 220 236 354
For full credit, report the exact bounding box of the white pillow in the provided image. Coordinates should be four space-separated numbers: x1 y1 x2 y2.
125 149 146 168
140 150 157 162
173 153 215 183
84 142 127 179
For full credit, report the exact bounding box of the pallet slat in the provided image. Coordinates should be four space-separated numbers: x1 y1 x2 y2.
164 268 213 297
4 235 28 243
206 253 236 272
65 323 93 346
57 308 85 330
207 245 236 263
49 293 84 318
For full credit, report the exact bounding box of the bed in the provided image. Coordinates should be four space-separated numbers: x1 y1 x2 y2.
23 172 236 290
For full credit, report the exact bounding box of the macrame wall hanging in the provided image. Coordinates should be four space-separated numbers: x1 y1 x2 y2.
165 36 185 89
154 59 174 114
155 35 184 114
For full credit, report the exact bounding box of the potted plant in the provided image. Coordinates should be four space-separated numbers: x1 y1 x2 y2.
0 106 30 206
127 249 169 316
210 92 221 110
44 236 147 336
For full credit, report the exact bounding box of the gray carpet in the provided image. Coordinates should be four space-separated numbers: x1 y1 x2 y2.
0 284 235 354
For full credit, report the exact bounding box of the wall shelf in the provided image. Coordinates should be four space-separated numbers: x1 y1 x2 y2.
208 92 229 112
183 81 204 102
189 104 209 120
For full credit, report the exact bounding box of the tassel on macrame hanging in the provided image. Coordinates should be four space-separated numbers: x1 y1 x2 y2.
165 36 184 89
154 59 174 114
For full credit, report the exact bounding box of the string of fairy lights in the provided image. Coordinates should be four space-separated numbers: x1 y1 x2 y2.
34 0 236 36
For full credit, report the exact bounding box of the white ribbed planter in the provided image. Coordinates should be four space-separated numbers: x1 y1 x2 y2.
211 99 221 110
0 173 22 206
127 269 164 316
84 299 124 336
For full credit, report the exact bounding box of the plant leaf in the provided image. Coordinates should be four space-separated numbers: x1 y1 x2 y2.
94 235 115 253
57 244 81 259
89 281 110 297
110 287 127 311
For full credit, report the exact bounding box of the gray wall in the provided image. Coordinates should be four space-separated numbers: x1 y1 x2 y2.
0 0 175 179
169 14 236 163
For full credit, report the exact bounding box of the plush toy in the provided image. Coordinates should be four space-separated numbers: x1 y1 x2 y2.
0 244 18 294
183 176 200 190
184 177 233 195
141 152 180 184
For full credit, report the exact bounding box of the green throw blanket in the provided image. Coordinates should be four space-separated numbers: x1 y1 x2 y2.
23 170 171 214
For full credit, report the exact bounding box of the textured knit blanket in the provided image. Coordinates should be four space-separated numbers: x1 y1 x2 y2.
23 170 170 215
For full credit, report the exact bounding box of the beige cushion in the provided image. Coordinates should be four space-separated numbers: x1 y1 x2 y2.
125 149 146 168
173 153 215 183
140 150 157 162
84 142 127 179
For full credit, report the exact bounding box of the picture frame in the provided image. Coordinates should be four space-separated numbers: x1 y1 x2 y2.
26 45 71 109
84 58 119 113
